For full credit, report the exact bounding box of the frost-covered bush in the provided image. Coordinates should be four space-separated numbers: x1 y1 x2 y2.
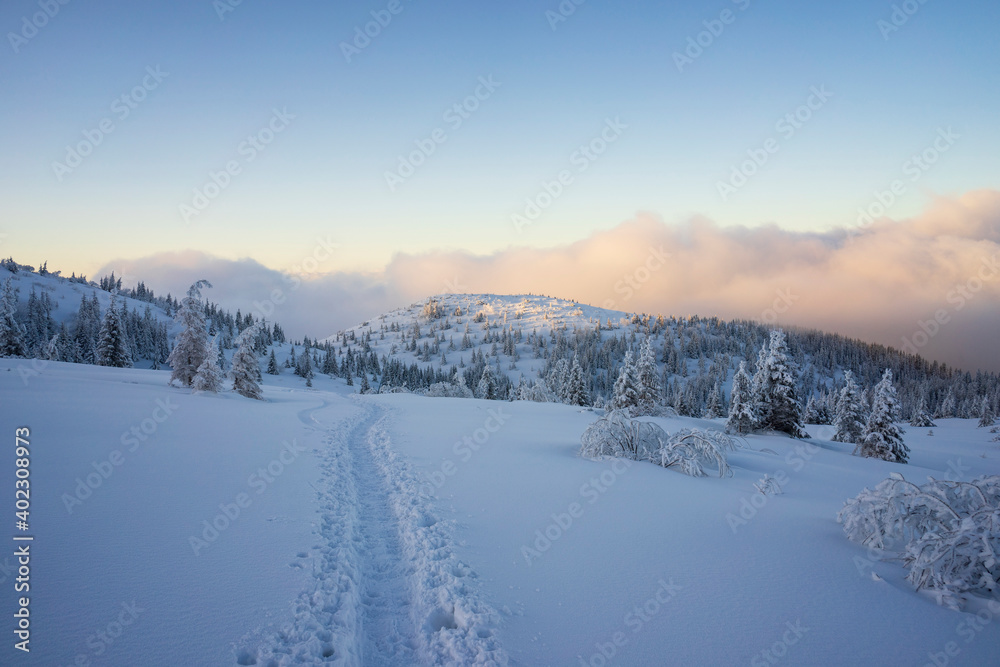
649 428 735 478
421 298 444 321
580 412 734 477
424 381 472 398
837 472 1000 609
517 379 558 403
580 410 664 461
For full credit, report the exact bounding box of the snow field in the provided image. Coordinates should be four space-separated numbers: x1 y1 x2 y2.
1 359 999 665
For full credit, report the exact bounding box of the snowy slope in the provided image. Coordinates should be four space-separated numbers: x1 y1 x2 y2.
2 359 999 666
2 268 175 332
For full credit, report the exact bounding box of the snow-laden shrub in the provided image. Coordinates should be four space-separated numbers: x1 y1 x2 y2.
649 428 735 478
517 379 558 403
580 410 664 460
837 472 1000 609
580 412 734 477
422 298 444 321
424 381 472 398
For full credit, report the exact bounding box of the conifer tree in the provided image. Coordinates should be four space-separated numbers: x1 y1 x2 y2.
565 356 589 406
231 322 263 400
477 363 498 400
266 349 280 375
95 294 133 368
909 396 936 428
750 343 769 426
193 337 224 393
755 330 806 437
832 370 866 444
611 350 640 414
936 388 956 418
0 278 27 358
857 369 908 463
167 281 211 386
978 395 996 428
703 381 723 419
635 336 662 415
726 361 755 435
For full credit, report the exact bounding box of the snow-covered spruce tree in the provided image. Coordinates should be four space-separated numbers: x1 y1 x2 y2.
564 356 589 406
477 363 498 400
726 361 756 435
192 337 224 393
635 337 661 415
0 278 27 358
978 396 995 428
266 349 280 375
611 350 640 414
95 294 132 368
755 330 806 437
750 343 769 427
804 396 820 424
909 397 936 428
936 388 956 419
832 370 867 444
856 369 908 463
230 322 263 400
167 280 212 387
703 382 723 419
298 345 314 384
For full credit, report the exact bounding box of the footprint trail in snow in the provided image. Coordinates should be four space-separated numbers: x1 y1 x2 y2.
236 397 507 666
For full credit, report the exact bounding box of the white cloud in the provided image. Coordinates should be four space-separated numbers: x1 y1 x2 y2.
100 189 1000 372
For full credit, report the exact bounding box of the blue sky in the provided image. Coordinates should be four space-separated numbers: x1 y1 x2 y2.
2 0 998 277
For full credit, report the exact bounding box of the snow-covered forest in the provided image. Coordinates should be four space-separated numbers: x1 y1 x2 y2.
3 259 997 426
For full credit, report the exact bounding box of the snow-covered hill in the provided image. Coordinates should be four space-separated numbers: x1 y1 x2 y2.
328 293 998 422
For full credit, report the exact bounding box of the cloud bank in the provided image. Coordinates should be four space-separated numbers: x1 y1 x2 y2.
100 189 1000 373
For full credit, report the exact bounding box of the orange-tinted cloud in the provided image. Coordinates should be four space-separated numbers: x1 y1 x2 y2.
100 190 1000 372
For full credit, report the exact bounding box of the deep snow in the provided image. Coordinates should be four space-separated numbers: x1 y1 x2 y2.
1 359 999 666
